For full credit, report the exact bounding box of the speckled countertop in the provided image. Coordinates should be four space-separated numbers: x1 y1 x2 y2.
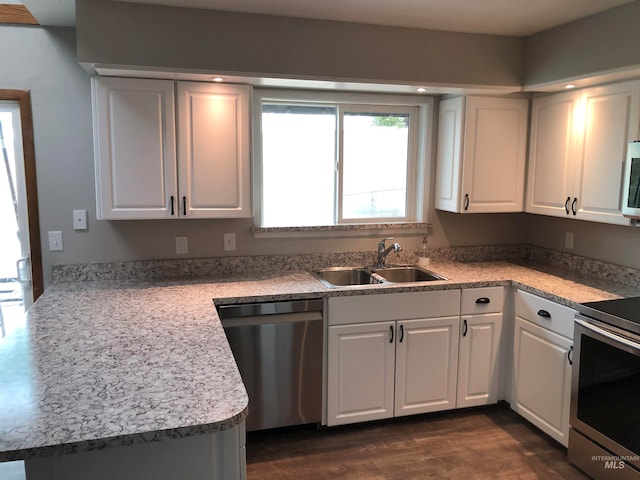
1 260 639 462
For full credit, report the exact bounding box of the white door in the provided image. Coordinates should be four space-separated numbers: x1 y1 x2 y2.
327 322 395 426
462 97 528 213
512 316 572 446
526 91 581 217
92 77 177 220
575 80 640 225
394 316 460 416
0 101 32 312
434 96 464 212
177 82 251 218
457 313 502 408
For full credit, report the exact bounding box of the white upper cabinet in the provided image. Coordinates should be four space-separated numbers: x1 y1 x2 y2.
177 82 251 218
92 77 251 220
435 96 528 213
526 80 640 225
526 90 579 219
92 77 177 220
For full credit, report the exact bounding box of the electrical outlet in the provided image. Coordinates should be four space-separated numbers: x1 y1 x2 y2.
175 236 189 255
565 232 574 250
48 231 63 251
73 209 87 230
224 233 236 251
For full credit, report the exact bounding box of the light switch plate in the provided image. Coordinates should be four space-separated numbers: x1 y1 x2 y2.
73 210 87 230
48 231 63 251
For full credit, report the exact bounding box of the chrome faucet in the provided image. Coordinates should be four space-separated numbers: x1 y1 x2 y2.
376 237 402 268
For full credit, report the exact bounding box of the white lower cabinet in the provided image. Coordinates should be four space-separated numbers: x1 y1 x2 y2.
511 290 574 447
326 290 461 427
326 288 505 427
394 317 460 417
457 287 504 408
327 321 396 425
457 313 503 408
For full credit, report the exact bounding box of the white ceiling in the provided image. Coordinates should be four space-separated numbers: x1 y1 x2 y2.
19 0 637 35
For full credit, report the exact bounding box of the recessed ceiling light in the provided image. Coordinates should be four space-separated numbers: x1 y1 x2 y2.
565 84 576 89
212 77 224 83
417 87 427 93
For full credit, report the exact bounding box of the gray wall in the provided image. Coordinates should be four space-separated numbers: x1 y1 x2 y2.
525 214 640 270
5 3 640 290
1 24 529 288
525 1 640 86
75 0 523 89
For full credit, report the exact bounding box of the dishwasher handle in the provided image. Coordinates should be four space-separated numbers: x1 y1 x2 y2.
220 310 323 328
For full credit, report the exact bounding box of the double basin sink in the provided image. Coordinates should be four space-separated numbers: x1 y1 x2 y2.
310 265 447 288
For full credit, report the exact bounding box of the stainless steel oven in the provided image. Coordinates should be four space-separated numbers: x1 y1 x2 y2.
570 298 640 479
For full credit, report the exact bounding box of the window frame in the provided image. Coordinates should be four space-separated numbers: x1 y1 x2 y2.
252 88 434 235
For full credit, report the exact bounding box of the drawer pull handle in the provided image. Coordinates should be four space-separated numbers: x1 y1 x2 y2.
399 324 404 343
475 297 490 304
462 319 468 337
568 346 574 365
389 325 394 343
537 309 551 319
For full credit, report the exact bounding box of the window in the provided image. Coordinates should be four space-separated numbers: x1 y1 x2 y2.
254 90 432 230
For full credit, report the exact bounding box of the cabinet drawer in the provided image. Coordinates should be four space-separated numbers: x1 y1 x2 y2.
515 290 575 339
461 287 504 315
328 290 461 326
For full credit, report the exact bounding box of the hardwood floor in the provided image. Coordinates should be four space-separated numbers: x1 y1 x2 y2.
246 404 589 479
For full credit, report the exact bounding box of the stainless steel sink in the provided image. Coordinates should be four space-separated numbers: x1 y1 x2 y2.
311 265 446 288
372 265 447 283
311 267 382 288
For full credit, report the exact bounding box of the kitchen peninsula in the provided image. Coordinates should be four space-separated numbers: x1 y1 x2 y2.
1 255 639 479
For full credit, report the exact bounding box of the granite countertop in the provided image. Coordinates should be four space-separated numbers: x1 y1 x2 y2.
1 260 639 462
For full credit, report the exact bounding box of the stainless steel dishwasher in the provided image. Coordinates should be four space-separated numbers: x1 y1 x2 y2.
216 298 324 432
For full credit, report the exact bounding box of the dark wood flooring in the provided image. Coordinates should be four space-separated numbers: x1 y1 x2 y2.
246 404 590 479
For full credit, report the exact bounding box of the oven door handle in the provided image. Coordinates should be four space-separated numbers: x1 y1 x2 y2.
576 318 640 351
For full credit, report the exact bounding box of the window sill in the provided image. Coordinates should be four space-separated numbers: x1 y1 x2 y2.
251 222 431 239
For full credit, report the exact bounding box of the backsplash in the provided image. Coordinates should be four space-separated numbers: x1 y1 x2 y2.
50 244 640 288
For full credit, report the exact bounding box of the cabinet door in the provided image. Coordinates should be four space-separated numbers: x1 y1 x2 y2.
394 316 460 417
434 97 464 212
574 80 640 225
512 316 572 447
327 322 395 426
92 77 177 220
462 97 528 213
457 313 502 408
526 90 580 218
177 82 251 218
